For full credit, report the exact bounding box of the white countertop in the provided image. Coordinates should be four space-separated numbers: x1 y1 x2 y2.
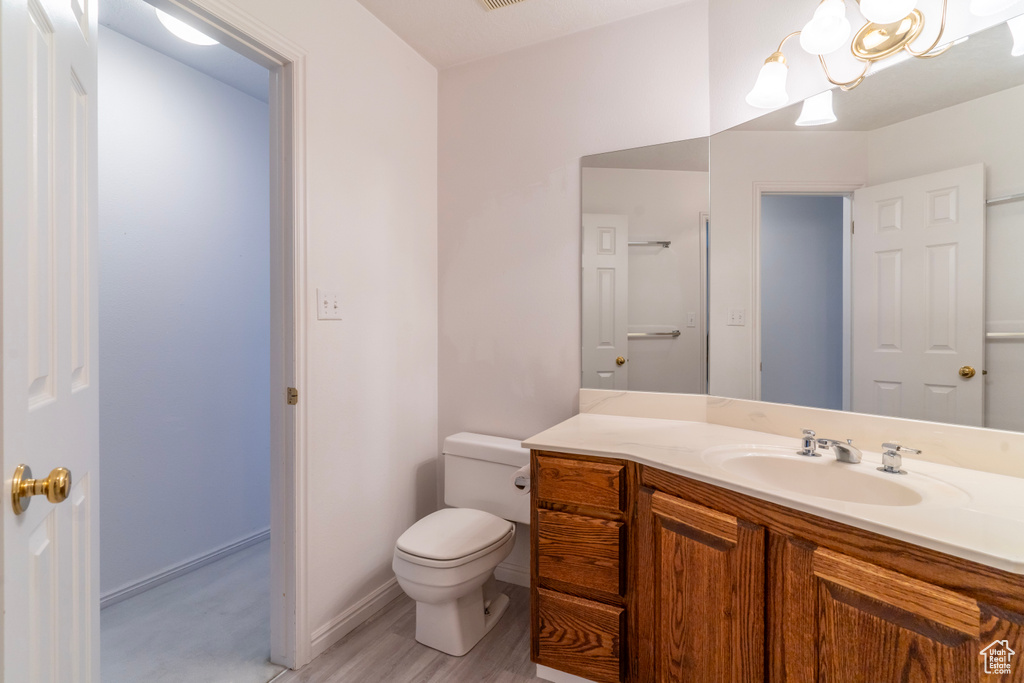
524 413 1024 575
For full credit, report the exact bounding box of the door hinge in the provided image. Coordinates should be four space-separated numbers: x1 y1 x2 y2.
287 387 299 405
851 221 855 235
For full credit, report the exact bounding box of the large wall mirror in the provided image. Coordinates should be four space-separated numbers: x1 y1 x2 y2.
580 138 709 394
581 17 1024 433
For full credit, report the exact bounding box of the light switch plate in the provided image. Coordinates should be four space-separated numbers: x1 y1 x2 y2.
686 312 697 328
317 289 342 320
728 308 746 326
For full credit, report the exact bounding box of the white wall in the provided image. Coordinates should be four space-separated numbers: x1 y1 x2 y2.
98 27 270 597
708 0 1022 132
191 0 439 655
708 131 866 398
582 167 708 394
866 84 1024 432
438 1 710 447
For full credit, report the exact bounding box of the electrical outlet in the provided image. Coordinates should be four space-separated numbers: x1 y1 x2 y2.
686 312 697 328
317 289 342 320
728 308 746 326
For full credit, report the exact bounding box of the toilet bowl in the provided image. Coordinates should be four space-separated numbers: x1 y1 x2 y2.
392 433 529 657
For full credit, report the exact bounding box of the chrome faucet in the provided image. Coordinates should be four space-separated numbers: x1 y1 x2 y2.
879 442 920 475
816 437 862 464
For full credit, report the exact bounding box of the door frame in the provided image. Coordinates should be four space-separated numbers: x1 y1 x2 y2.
151 0 310 669
751 181 861 404
699 211 709 395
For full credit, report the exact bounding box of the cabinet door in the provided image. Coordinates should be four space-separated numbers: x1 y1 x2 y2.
636 489 765 683
772 535 1024 682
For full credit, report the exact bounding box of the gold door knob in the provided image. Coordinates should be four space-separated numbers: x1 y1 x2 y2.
616 356 626 366
958 366 976 379
11 464 72 515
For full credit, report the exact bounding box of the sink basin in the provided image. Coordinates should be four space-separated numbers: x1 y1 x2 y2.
702 446 967 507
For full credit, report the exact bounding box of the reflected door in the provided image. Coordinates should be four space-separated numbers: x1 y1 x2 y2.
582 214 629 389
852 164 985 426
2 0 100 679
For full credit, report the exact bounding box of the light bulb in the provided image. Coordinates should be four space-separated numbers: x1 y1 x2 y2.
795 91 838 126
969 0 1022 16
800 0 853 55
858 0 917 24
155 8 218 46
746 55 790 109
1010 15 1024 55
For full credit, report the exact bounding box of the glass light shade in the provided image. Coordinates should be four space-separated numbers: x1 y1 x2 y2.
745 59 790 109
969 0 1021 16
1010 15 1024 55
155 8 219 46
858 0 917 24
795 91 838 126
800 0 852 55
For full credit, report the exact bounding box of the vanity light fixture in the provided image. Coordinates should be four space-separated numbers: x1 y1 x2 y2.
155 8 219 46
1009 14 1024 54
795 90 838 125
747 0 967 108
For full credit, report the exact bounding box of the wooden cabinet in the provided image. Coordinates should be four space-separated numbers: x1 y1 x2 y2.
531 451 633 683
531 450 1024 683
635 489 765 682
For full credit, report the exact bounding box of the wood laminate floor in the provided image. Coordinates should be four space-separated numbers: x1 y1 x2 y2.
276 583 542 683
102 539 286 683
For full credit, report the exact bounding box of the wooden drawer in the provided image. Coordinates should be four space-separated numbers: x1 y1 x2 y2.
535 453 624 512
535 588 625 683
537 509 625 597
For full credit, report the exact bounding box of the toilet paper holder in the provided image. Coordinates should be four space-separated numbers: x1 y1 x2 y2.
512 465 530 493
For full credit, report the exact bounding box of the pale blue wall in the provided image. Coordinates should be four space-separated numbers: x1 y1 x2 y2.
760 195 844 411
99 26 270 597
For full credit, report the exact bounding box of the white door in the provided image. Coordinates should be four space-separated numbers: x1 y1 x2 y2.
2 0 100 679
852 164 985 426
582 214 629 389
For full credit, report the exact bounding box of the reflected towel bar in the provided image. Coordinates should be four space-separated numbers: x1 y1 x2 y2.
987 192 1024 206
987 332 1024 340
628 240 671 247
628 330 681 338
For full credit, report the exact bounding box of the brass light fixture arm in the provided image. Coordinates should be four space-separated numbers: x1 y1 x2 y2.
903 0 951 58
776 30 802 53
817 54 870 90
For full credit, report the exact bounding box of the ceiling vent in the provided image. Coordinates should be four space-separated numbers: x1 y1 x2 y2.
480 0 530 10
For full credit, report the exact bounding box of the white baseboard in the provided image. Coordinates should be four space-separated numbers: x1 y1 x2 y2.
495 560 529 587
310 577 405 659
536 664 598 683
101 528 271 610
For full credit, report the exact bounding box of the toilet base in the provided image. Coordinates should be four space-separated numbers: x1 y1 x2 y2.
414 578 511 656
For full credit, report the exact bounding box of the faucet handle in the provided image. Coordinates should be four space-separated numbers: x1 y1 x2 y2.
798 428 820 457
879 442 919 475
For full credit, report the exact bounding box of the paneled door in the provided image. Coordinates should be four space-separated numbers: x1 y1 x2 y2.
1 0 100 679
582 214 629 389
852 164 985 426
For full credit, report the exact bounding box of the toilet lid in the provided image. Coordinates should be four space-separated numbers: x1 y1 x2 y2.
396 508 514 561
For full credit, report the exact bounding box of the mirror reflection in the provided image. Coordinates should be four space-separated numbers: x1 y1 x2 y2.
581 17 1024 432
580 139 709 394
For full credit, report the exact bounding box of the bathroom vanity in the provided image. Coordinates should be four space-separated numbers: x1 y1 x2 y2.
526 412 1024 683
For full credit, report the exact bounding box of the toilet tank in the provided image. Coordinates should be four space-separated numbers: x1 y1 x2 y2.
443 432 530 524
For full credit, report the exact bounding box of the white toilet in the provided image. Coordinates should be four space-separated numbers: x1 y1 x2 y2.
392 432 529 657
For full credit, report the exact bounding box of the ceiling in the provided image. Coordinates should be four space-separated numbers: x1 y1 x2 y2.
355 0 695 69
734 22 1024 132
100 0 269 102
582 138 709 172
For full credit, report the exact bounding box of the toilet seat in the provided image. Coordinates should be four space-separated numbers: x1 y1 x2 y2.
396 508 514 567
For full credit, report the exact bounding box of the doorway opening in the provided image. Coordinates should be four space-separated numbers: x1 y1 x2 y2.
96 0 302 679
756 191 854 410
